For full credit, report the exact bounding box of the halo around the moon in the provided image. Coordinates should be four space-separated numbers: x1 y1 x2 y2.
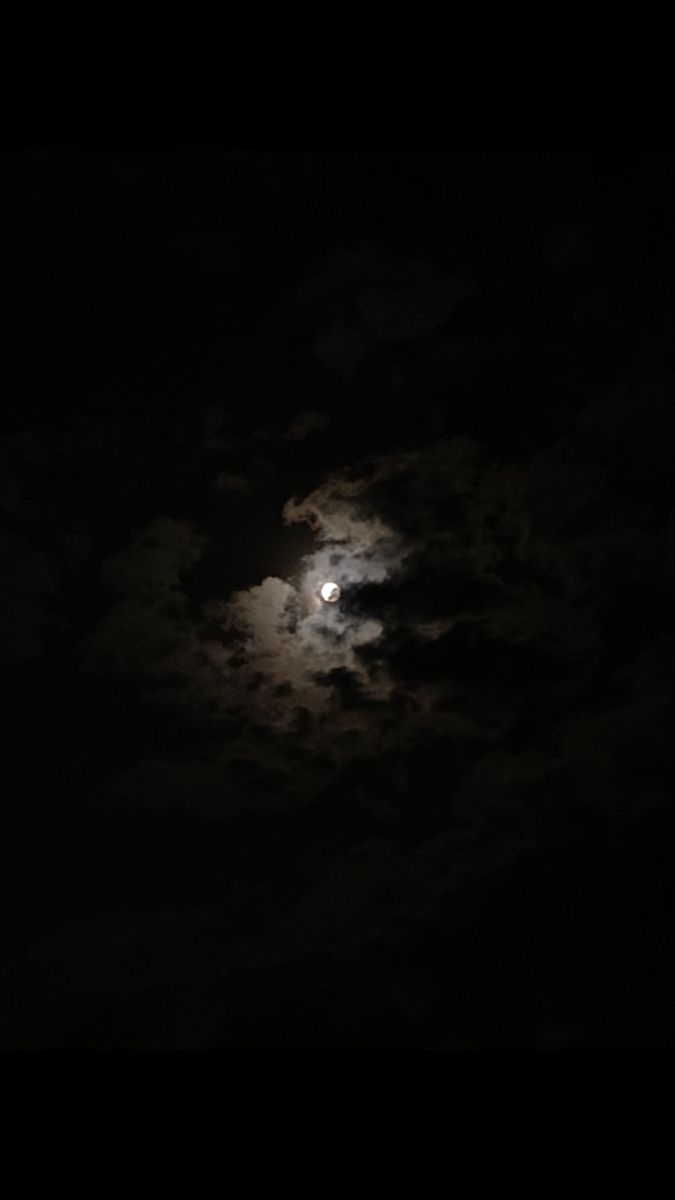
320 581 341 603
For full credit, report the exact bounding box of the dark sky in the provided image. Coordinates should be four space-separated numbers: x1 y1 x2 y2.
1 149 673 1049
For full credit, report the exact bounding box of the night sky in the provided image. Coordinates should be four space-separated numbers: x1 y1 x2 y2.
1 149 673 1050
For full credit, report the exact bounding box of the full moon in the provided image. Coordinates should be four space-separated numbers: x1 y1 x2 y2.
320 581 341 603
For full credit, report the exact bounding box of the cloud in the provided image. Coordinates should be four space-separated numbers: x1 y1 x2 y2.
0 529 61 663
301 246 466 373
0 432 94 664
286 410 331 442
215 471 252 494
82 517 213 693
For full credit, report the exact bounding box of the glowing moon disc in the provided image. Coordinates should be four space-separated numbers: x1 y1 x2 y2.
320 581 341 603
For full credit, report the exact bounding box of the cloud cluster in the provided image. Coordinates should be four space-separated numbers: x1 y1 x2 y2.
79 377 672 852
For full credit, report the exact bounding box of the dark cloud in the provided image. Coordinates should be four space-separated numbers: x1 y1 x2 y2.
0 432 94 663
285 410 331 442
301 246 467 374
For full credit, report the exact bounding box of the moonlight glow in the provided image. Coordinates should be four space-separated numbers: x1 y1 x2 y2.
320 581 341 603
